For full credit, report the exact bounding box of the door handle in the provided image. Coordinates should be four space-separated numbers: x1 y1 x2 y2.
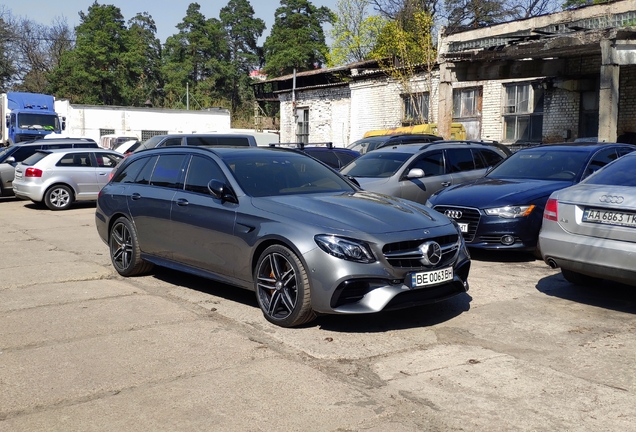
176 198 189 206
131 193 141 200
441 181 451 187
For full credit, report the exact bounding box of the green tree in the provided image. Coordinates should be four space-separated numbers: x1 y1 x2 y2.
562 0 610 9
0 12 17 92
370 0 441 20
370 7 436 124
328 0 386 66
48 2 133 105
443 0 513 32
162 3 231 109
263 0 335 77
125 12 163 106
220 0 266 114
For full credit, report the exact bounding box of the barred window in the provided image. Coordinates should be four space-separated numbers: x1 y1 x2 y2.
141 130 168 140
100 128 115 136
296 109 309 144
402 93 429 124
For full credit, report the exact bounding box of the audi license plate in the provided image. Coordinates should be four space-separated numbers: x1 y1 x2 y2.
410 267 453 288
458 223 468 233
583 208 636 228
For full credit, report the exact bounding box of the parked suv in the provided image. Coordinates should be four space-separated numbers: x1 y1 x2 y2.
133 133 258 153
347 134 443 154
95 146 471 327
275 142 360 170
0 138 98 196
13 148 123 210
340 141 508 205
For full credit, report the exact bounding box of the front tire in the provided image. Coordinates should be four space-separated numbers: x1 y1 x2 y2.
109 217 153 276
44 185 73 210
254 245 316 327
561 268 600 286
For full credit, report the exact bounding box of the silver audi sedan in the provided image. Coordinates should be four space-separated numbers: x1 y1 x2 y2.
539 151 636 286
95 146 471 327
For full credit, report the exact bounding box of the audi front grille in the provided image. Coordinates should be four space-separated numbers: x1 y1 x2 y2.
433 206 481 242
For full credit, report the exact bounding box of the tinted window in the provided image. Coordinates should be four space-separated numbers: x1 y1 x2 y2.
409 151 445 176
446 148 476 172
11 146 42 162
184 155 226 194
217 137 250 146
136 135 165 151
149 154 187 188
57 152 92 167
42 143 73 150
305 149 339 169
479 149 504 167
112 156 154 184
335 152 358 167
161 138 183 147
73 142 99 148
135 156 159 184
584 154 636 186
488 149 589 181
187 136 217 146
584 148 618 177
21 151 49 166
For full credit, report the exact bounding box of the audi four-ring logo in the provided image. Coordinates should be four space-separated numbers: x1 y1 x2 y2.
419 241 442 265
444 209 463 219
599 195 624 204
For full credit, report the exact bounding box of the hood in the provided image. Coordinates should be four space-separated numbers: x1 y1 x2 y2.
352 177 392 189
429 178 574 208
251 191 448 234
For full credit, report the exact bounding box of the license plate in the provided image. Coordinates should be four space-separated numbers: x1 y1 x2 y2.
458 223 468 233
583 208 636 228
410 267 454 288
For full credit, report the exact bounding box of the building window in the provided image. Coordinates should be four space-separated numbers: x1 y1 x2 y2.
453 88 481 118
141 130 168 140
503 83 543 142
580 90 599 139
100 128 115 136
402 93 429 125
296 108 309 144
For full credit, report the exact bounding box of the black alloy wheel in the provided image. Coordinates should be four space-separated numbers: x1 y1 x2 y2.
255 245 315 327
109 217 153 276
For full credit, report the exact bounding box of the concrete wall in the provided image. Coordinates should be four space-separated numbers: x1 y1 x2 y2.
618 65 636 137
55 101 231 143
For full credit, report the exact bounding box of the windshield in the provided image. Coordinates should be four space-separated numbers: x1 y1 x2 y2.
339 151 412 178
0 146 15 161
583 155 636 186
18 113 59 131
487 149 589 181
225 151 355 197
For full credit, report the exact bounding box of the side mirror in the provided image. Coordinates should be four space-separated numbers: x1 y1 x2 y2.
5 115 9 128
62 116 66 131
6 156 15 164
208 179 238 203
406 168 425 179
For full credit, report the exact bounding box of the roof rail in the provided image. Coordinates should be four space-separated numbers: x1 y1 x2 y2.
273 142 334 150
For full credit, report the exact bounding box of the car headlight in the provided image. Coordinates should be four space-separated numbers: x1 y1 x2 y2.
314 235 376 263
425 199 433 207
485 205 535 218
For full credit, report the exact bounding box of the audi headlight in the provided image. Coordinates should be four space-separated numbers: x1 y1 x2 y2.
315 235 376 263
485 205 535 218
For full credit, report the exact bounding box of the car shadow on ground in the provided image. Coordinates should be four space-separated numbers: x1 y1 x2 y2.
536 273 636 314
469 248 537 263
21 201 97 211
151 267 472 331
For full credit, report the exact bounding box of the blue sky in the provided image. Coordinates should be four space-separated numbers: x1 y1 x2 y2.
7 0 340 43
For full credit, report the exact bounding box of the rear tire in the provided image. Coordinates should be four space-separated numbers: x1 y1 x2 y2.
44 185 73 210
561 268 600 286
254 245 316 327
109 217 153 276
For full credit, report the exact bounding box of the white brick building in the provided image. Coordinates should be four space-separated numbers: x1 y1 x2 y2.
253 0 636 148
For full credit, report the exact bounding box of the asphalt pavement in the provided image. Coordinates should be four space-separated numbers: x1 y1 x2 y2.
1 196 635 431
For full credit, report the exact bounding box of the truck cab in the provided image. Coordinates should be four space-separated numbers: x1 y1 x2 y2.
1 92 65 146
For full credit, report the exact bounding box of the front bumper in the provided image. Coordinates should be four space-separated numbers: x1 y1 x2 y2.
303 237 471 315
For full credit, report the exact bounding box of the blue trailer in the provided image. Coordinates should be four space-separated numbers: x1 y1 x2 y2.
0 92 65 146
